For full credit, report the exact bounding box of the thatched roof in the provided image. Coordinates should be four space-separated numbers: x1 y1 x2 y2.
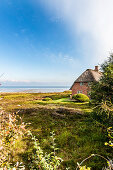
70 69 102 90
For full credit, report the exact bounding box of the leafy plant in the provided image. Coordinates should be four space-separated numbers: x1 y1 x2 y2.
0 111 63 169
27 131 63 170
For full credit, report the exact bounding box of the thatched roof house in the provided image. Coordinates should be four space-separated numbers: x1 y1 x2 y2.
70 66 102 96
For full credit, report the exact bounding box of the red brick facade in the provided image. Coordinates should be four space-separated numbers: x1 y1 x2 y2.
70 66 102 96
72 82 90 96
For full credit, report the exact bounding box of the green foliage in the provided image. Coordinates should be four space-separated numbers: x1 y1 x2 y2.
23 109 109 169
0 111 63 170
77 126 113 170
0 92 92 114
76 153 113 170
86 55 113 169
92 101 113 123
91 54 113 103
72 93 89 102
77 165 91 170
54 98 70 102
42 97 52 101
27 131 63 170
50 92 71 100
90 55 113 122
72 94 77 100
57 131 72 147
0 111 27 169
105 127 113 148
0 92 111 169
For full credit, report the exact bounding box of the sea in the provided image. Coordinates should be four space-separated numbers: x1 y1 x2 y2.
0 86 70 93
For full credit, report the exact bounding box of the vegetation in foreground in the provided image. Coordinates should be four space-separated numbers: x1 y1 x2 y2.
0 91 112 169
0 55 113 169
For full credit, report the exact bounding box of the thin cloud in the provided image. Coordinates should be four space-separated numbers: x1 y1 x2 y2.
46 51 81 69
41 0 113 63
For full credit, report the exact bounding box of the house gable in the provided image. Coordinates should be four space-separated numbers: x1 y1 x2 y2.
70 66 102 96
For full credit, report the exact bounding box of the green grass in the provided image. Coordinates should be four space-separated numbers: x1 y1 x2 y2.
21 108 110 169
0 92 112 169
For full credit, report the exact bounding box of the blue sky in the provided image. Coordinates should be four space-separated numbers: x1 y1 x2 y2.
0 0 113 86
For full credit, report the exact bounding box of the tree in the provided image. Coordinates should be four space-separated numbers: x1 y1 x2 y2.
91 54 113 104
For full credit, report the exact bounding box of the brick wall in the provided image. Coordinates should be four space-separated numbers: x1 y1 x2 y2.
72 82 90 96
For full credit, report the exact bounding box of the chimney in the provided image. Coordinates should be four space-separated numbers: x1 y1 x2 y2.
95 66 99 71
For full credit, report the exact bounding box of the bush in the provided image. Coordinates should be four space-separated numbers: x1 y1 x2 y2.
72 94 89 102
42 97 52 101
72 94 77 100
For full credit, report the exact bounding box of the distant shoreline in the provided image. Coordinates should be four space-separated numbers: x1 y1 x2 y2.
0 86 70 93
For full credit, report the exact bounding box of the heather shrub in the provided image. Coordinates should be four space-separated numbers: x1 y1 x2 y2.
72 93 89 102
0 111 27 169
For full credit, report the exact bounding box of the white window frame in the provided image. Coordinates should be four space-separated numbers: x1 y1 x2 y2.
88 82 91 86
80 82 84 86
77 91 82 94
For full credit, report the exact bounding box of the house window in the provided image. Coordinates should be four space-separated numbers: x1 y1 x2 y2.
88 82 91 86
80 82 84 86
77 91 82 94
